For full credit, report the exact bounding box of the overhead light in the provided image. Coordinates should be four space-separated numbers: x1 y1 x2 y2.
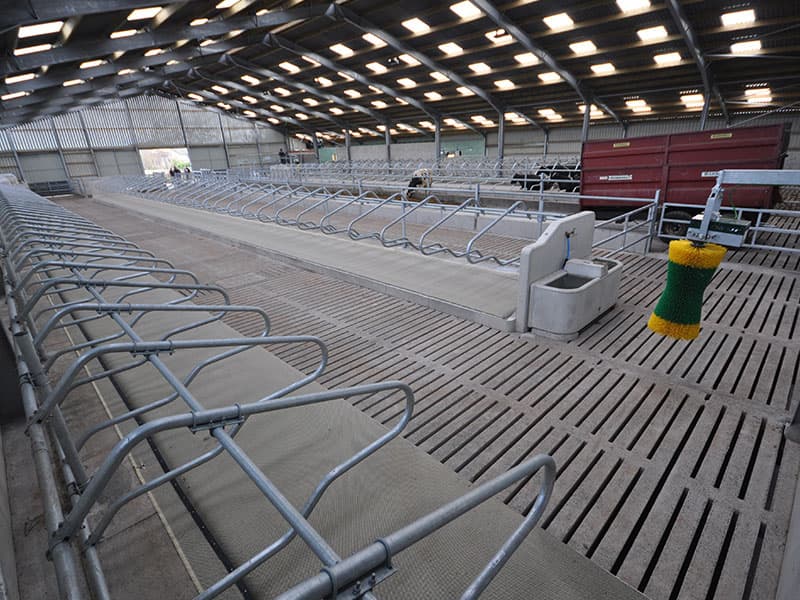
62 79 85 87
267 117 280 124
538 71 562 83
372 100 388 108
216 102 231 109
330 107 344 115
368 85 382 93
14 44 53 56
616 0 650 12
578 104 604 117
494 79 515 90
1 91 29 101
216 0 238 8
398 54 420 66
110 29 137 39
211 85 229 94
397 77 416 88
79 59 105 69
590 62 616 75
721 9 756 27
344 89 361 98
330 43 354 58
731 39 761 53
315 76 333 87
504 112 525 123
118 68 136 75
338 71 354 81
626 98 651 112
303 97 319 106
270 104 285 112
166 59 179 65
5 72 36 84
279 61 300 74
653 51 681 65
424 91 443 101
240 74 260 85
514 52 539 66
450 1 481 19
396 98 408 105
199 39 216 46
439 42 463 56
366 61 387 74
680 93 705 109
745 87 771 104
637 25 668 41
470 115 487 123
543 13 574 30
18 20 64 38
351 132 363 138
430 71 448 82
538 108 556 117
302 55 319 66
295 113 309 120
228 29 243 37
127 6 162 21
243 110 256 117
187 93 204 101
242 95 259 104
469 62 491 74
273 87 291 96
402 17 430 34
190 18 209 26
485 29 513 45
570 40 596 55
362 32 386 48
143 48 163 56
457 86 474 96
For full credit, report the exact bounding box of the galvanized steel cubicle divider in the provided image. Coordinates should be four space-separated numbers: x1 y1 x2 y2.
118 175 568 268
0 185 556 599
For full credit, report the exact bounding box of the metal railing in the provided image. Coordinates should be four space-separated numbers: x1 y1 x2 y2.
0 183 556 599
592 193 661 256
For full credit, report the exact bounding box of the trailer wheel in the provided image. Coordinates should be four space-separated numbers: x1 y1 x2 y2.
660 210 693 241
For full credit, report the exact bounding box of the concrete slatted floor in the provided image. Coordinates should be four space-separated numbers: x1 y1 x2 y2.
58 197 799 600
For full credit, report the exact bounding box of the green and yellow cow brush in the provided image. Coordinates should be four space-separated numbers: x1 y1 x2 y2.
647 239 727 340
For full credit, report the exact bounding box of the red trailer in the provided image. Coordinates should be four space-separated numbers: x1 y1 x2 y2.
580 124 790 221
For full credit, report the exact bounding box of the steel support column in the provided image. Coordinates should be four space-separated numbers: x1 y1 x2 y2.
496 114 505 172
49 117 71 180
699 94 711 130
344 129 352 163
253 122 263 168
123 98 146 174
175 99 190 150
311 132 319 161
384 128 391 164
76 111 100 177
6 128 26 182
580 100 592 143
542 130 549 158
217 112 231 169
434 119 441 165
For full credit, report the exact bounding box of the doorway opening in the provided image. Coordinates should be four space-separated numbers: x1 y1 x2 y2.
139 148 191 175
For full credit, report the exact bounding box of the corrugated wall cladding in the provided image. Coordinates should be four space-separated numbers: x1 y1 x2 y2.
82 101 134 148
221 114 257 145
10 119 58 152
53 113 90 150
178 102 224 145
127 95 184 148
